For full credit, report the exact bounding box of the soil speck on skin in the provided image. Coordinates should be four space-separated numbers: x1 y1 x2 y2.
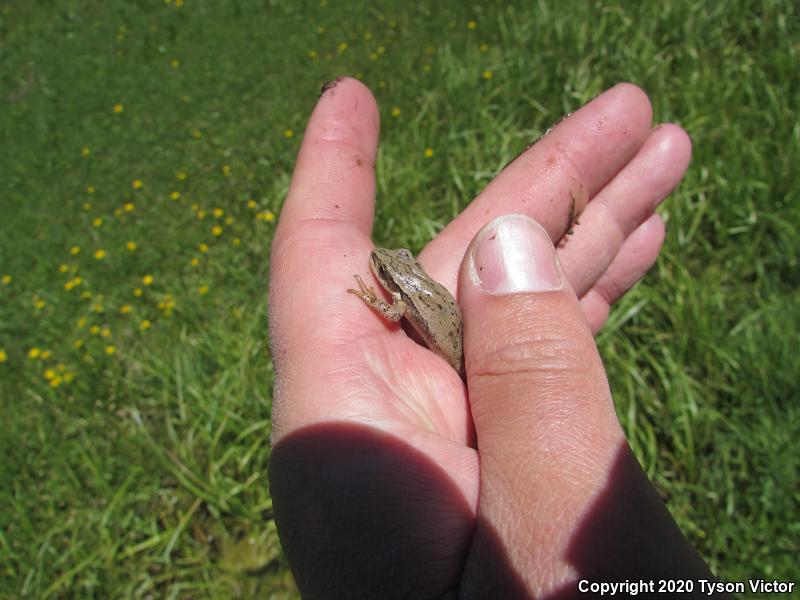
319 75 345 96
356 158 363 167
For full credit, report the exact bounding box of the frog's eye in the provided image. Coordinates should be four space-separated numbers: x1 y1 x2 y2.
398 249 412 260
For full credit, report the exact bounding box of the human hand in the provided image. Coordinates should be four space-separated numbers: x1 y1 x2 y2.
268 78 713 598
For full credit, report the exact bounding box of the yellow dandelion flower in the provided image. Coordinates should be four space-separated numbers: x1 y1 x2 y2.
49 376 63 388
74 339 84 349
89 325 101 335
198 285 209 295
264 211 275 222
337 42 348 53
175 0 183 6
64 372 75 383
198 243 209 253
0 349 7 363
35 299 46 310
191 203 199 212
123 202 134 212
158 295 176 316
101 327 111 338
114 207 122 218
479 43 489 52
170 59 180 69
283 129 294 139
126 241 137 251
197 210 206 220
120 305 132 314
142 274 154 286
114 103 124 113
70 246 80 255
133 287 143 297
482 70 493 80
73 276 83 286
247 199 257 209
232 237 241 246
81 147 91 157
132 179 143 190
41 350 52 360
94 249 106 260
224 216 234 225
83 202 93 211
170 191 181 200
190 257 200 266
59 264 69 273
192 129 202 139
140 319 151 331
104 345 116 356
424 148 434 158
222 164 231 176
308 50 318 60
1 275 11 285
176 171 188 180
212 225 223 236
369 52 378 61
44 368 56 380
377 46 385 55
81 291 92 300
92 303 103 313
87 186 95 194
467 20 477 29
77 317 87 328
92 217 103 228
64 280 74 291
390 106 401 117
213 208 224 218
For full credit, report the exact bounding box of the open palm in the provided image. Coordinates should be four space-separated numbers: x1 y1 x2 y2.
268 78 693 598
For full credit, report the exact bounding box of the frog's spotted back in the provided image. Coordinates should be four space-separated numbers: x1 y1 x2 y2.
362 247 464 378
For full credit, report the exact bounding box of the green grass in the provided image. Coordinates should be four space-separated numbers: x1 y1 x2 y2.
1 0 797 596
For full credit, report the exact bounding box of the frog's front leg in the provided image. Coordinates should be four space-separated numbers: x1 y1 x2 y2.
348 275 407 322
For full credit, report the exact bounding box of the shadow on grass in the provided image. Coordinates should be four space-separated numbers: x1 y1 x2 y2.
270 423 714 599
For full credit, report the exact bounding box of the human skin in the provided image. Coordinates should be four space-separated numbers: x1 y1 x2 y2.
268 78 718 598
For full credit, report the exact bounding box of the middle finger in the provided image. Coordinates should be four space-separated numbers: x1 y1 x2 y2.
421 83 653 291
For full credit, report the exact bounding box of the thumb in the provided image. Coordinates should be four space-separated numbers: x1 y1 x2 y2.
458 214 626 589
460 214 621 466
457 214 711 594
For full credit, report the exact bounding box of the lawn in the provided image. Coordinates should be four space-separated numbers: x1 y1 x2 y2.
1 0 797 597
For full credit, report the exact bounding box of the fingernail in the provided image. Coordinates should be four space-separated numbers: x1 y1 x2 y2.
469 214 563 293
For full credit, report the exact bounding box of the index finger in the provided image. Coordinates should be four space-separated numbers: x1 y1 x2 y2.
270 77 381 358
275 76 379 248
